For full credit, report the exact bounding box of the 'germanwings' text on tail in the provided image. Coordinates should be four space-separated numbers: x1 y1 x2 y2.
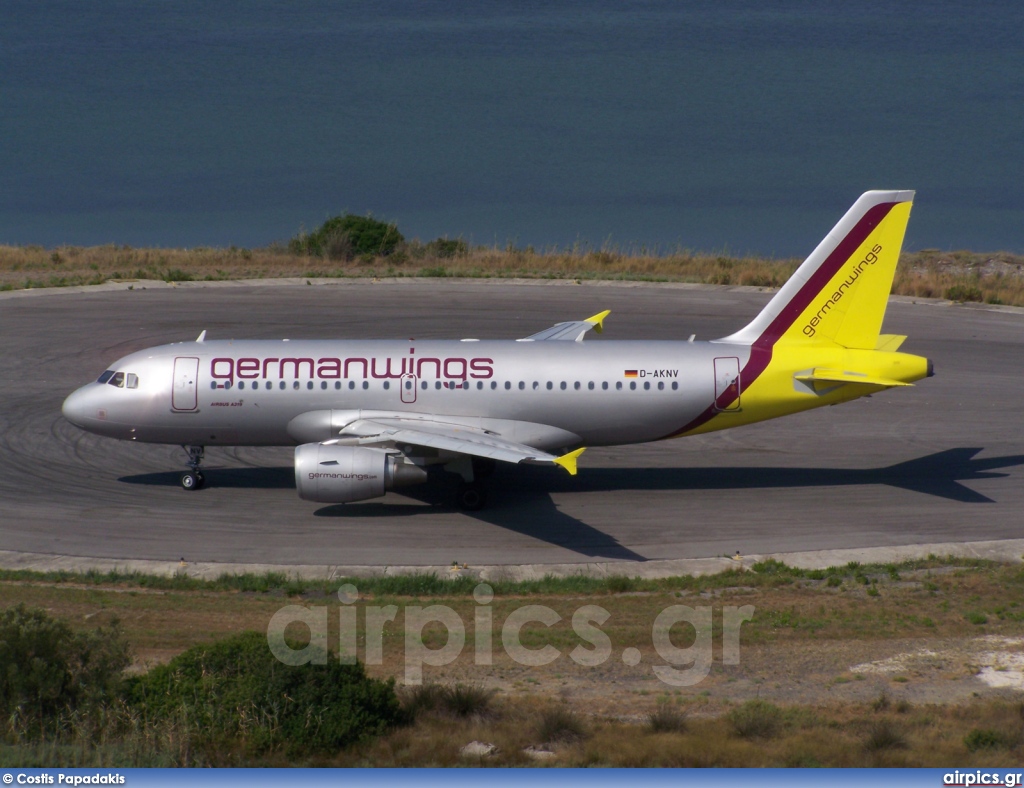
63 191 931 510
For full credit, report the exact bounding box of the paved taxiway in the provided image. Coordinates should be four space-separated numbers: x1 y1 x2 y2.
1 279 1022 570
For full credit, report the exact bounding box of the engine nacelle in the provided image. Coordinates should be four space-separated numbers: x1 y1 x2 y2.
294 444 428 503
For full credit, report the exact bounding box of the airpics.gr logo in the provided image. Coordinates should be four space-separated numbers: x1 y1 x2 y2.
802 243 883 338
267 583 755 687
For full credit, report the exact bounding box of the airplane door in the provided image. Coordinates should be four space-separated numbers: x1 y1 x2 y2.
400 373 417 404
713 357 741 412
172 357 199 411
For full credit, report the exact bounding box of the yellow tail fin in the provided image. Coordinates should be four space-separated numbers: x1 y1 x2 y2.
723 191 914 350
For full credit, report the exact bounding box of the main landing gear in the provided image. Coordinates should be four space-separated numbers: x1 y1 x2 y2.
456 481 486 512
451 457 496 511
180 445 206 491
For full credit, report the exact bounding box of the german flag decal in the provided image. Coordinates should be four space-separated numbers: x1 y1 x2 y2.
624 370 638 378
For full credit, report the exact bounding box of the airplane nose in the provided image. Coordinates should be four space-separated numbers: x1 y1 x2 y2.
62 386 92 428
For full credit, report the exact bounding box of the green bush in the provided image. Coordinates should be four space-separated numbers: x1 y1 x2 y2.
728 699 782 739
125 631 402 754
0 604 130 737
945 284 983 302
291 214 404 260
964 728 1008 751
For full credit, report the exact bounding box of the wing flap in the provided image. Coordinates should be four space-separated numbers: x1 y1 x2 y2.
337 418 585 473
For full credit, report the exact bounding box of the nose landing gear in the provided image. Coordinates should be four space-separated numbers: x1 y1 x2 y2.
180 445 206 490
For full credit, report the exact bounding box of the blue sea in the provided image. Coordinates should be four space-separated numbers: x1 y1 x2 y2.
2 1 1023 255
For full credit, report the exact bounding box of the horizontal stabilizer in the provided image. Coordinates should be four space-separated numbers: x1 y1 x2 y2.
795 369 913 388
875 334 907 352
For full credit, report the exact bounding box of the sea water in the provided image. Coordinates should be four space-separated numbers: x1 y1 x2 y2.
2 0 1022 254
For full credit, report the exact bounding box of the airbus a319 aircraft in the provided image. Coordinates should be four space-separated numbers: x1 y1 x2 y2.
63 191 932 510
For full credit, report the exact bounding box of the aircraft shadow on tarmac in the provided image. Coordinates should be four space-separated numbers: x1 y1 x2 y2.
121 448 1024 562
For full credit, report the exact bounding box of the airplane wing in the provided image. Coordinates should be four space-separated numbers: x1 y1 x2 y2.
518 310 610 342
336 418 585 474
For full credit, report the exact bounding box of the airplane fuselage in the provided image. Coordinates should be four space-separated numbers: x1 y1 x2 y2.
63 335 924 449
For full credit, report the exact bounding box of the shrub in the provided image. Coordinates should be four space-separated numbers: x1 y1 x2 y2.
945 284 983 302
441 684 495 718
425 237 468 258
646 704 687 733
965 611 988 625
400 683 495 719
0 604 130 738
291 214 403 260
399 683 446 719
864 719 907 751
751 559 793 576
606 575 638 593
728 700 782 739
964 728 1008 751
537 706 587 744
125 631 402 754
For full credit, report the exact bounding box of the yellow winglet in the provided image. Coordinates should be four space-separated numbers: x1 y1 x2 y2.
585 310 610 333
553 447 586 475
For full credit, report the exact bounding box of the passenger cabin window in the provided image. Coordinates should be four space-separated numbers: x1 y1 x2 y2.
97 370 115 384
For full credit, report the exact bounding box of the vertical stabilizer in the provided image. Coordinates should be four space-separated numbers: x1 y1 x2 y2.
721 190 914 349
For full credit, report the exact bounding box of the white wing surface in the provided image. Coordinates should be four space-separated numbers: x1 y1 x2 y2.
336 418 585 474
518 310 610 342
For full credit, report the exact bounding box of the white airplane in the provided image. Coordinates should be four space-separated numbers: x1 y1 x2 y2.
62 191 931 510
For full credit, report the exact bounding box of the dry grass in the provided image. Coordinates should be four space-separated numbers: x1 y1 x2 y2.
332 696 1024 767
2 559 1023 671
3 559 1024 765
4 242 1023 306
2 556 1024 765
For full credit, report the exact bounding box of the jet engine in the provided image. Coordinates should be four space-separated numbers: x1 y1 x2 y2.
294 444 428 503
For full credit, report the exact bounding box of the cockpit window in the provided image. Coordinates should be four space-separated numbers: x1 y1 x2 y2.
126 373 139 389
97 370 115 384
108 372 125 388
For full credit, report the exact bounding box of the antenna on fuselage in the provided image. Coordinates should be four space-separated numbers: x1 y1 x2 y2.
196 330 207 343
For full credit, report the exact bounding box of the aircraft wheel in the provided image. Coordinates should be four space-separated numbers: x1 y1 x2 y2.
181 472 200 491
456 482 486 511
